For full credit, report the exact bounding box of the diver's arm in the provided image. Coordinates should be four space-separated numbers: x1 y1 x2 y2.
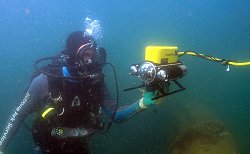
114 100 143 122
101 83 147 123
102 82 161 122
0 74 48 152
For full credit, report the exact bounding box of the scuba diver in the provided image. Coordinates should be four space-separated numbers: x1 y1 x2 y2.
0 31 161 154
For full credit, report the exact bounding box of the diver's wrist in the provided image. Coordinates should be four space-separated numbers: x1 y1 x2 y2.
139 98 147 109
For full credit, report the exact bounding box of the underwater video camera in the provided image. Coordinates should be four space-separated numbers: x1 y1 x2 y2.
125 46 187 100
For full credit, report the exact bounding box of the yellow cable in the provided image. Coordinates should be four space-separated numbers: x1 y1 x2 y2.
178 51 250 66
228 61 250 66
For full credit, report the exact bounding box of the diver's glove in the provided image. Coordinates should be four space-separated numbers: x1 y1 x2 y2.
139 82 169 109
0 151 3 154
139 90 158 109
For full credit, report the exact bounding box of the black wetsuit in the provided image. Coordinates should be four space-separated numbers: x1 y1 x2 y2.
0 72 142 153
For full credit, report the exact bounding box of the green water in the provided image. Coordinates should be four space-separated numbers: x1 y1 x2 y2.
0 0 250 153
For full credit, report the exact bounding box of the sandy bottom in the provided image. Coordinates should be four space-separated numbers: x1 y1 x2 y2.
170 121 237 154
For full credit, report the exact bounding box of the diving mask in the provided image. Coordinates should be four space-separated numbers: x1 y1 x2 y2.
77 43 96 63
75 43 106 75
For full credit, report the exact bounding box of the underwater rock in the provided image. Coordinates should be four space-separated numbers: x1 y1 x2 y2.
170 121 237 154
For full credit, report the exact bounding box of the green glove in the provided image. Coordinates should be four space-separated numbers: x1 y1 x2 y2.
139 90 158 109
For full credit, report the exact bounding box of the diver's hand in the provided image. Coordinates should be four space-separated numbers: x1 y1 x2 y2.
0 151 4 154
138 82 169 109
139 91 159 109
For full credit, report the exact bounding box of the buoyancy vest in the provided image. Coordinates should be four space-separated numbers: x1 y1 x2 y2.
32 66 105 150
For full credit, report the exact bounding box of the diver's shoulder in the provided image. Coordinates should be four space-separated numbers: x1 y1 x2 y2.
30 73 49 88
29 73 49 92
33 73 48 81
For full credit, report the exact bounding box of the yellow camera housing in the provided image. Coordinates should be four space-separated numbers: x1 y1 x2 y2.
145 46 179 64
